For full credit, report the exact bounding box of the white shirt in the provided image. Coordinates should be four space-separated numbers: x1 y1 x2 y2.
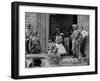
81 30 88 38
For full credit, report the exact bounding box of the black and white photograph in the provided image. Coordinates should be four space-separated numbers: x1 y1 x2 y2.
25 13 90 68
11 1 97 79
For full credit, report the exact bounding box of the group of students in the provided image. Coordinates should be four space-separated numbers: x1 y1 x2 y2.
25 24 89 67
47 33 66 65
48 24 88 61
71 24 88 58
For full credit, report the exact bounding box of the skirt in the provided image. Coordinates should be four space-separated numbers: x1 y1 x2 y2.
56 43 67 55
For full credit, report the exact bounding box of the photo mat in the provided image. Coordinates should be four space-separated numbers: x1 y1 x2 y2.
19 5 95 76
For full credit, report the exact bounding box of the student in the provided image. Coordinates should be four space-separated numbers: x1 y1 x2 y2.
79 26 88 57
29 32 41 67
71 24 82 58
55 33 67 56
25 24 32 54
63 30 70 55
48 43 61 65
29 32 41 54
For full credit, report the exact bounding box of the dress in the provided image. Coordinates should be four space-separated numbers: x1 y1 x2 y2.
56 43 67 55
55 35 67 55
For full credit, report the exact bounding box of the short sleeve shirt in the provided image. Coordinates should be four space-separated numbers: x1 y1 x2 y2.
81 30 88 38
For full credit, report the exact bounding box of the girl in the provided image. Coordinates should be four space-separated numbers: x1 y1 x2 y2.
29 32 41 54
29 32 41 67
48 44 61 65
55 33 67 56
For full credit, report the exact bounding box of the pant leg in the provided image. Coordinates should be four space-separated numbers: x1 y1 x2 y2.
64 37 69 55
69 38 73 55
80 37 87 57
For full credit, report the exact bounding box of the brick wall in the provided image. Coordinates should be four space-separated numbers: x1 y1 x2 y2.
25 12 49 53
77 15 89 32
25 12 37 33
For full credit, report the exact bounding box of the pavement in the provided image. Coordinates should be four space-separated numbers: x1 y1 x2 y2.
43 55 89 67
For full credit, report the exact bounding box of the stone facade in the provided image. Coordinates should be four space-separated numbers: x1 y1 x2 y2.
77 15 89 32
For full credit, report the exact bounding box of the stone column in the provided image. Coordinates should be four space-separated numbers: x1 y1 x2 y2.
37 13 49 53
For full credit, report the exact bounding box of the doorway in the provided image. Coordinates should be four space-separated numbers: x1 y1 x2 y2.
49 14 77 38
